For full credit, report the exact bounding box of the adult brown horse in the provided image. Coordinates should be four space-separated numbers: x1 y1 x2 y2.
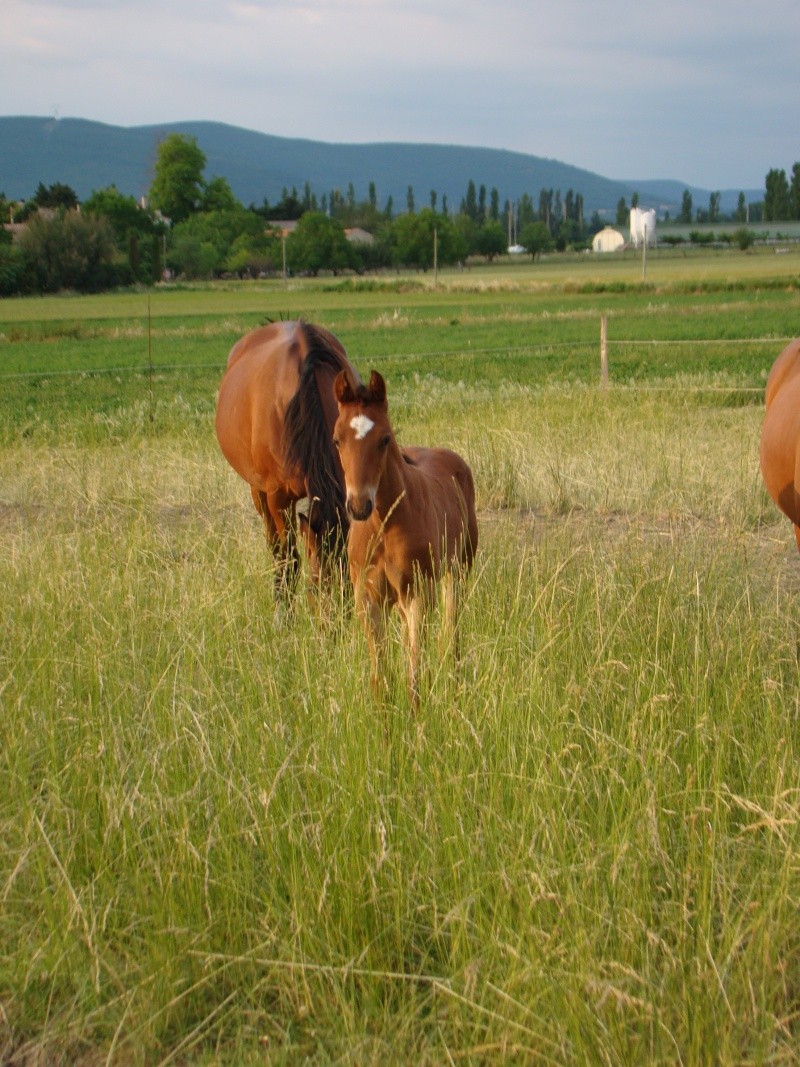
333 368 478 705
760 337 800 551
215 320 355 590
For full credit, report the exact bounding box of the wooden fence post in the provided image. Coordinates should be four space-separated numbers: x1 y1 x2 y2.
600 314 609 388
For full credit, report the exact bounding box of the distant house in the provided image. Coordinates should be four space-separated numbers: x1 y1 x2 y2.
268 220 374 245
268 220 299 239
592 226 625 253
344 227 374 246
3 222 27 242
3 206 59 242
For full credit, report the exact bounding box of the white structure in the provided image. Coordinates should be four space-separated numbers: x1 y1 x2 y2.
592 226 625 253
629 207 657 248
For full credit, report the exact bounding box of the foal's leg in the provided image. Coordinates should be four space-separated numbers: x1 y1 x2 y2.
441 571 460 662
400 592 428 711
355 579 388 699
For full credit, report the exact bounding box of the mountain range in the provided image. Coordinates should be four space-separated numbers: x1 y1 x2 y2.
0 116 761 220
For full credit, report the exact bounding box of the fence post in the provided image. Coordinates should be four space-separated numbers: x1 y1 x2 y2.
148 295 154 423
600 314 609 388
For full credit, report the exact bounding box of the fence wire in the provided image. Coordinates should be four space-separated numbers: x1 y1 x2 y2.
0 334 791 386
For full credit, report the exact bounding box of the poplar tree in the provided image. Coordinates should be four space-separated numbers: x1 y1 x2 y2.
148 133 206 224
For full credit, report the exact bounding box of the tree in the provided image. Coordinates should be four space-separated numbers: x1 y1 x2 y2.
18 210 117 292
225 229 281 277
148 133 207 224
474 221 507 261
169 207 267 278
791 163 800 220
539 189 553 230
451 213 477 259
0 242 32 295
392 210 462 270
490 188 500 222
679 190 693 224
83 185 164 282
462 180 479 223
708 191 721 224
574 193 585 230
764 168 790 221
615 197 628 227
34 182 78 210
519 221 553 261
286 212 355 275
201 176 240 213
735 192 747 223
517 193 536 229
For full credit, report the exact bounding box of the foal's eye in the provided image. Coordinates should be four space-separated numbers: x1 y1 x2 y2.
379 434 391 449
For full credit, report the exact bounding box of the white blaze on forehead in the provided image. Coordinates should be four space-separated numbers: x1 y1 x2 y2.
349 414 375 441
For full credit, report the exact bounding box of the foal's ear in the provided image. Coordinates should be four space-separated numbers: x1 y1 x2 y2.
368 370 387 406
334 370 355 405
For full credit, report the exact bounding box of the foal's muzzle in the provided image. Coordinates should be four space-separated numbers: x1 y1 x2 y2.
346 495 374 522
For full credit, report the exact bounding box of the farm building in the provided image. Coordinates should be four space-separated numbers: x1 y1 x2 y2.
344 227 374 245
629 207 657 248
592 226 625 253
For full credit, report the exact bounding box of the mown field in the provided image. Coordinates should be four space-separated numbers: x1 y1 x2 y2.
2 248 800 1065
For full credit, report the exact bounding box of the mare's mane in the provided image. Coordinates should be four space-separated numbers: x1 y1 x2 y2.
283 322 350 539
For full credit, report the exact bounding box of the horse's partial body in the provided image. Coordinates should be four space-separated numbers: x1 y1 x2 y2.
760 337 800 551
215 320 353 589
333 369 478 705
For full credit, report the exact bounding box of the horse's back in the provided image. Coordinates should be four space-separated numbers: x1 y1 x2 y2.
764 337 800 410
404 446 478 562
761 337 800 530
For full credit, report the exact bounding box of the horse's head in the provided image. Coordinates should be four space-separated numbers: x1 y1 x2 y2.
333 369 392 522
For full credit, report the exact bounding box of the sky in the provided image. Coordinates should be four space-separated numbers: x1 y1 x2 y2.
2 0 798 191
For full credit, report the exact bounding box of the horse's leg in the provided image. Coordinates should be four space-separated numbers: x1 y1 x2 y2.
441 570 461 664
355 578 387 699
267 489 301 597
250 486 279 546
250 486 299 597
400 592 428 711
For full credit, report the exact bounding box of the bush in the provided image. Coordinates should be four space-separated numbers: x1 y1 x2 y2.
0 243 34 295
18 211 118 293
733 228 756 251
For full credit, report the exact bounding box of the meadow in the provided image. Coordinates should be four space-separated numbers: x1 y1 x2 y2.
2 246 800 1064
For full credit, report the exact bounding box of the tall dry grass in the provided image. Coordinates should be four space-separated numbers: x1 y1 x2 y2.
2 382 799 1064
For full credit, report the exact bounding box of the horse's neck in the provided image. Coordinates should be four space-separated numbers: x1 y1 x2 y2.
376 442 413 517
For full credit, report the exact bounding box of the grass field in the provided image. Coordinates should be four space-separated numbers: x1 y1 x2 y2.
2 250 800 1064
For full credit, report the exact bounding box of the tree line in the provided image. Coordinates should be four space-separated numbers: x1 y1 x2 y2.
0 133 793 295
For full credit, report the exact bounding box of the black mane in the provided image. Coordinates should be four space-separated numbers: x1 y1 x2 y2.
283 322 350 546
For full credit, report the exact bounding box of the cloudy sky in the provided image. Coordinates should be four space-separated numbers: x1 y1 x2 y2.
3 0 798 190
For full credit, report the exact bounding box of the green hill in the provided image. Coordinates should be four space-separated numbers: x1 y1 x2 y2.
0 116 759 218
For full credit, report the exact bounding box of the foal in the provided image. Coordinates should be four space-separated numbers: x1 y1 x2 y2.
333 369 478 705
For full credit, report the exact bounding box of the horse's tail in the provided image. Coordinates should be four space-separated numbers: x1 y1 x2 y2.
283 321 350 549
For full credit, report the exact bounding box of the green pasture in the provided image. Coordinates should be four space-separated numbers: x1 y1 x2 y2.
2 251 800 1064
